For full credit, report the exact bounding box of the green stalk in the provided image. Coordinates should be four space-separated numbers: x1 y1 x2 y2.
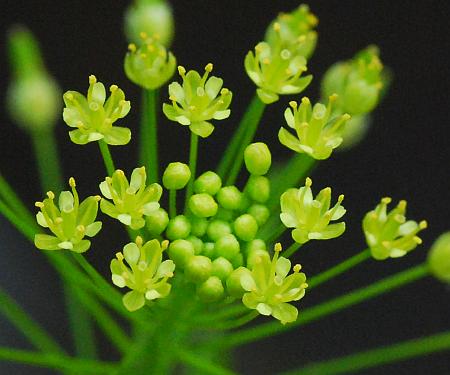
31 130 64 193
178 349 237 375
185 132 199 208
217 95 265 181
309 249 371 289
282 330 450 375
0 287 65 354
169 189 177 218
0 199 36 240
0 347 117 374
225 97 266 185
98 140 116 176
282 242 302 258
140 89 159 183
214 264 428 349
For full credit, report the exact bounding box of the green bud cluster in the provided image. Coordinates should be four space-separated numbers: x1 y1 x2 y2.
363 198 427 260
34 178 102 253
163 64 233 138
63 75 131 145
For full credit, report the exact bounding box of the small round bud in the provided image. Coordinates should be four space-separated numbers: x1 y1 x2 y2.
207 220 232 242
428 232 450 283
187 236 204 255
234 214 258 241
197 276 224 303
244 142 272 175
190 216 208 237
247 204 270 226
226 267 252 298
245 239 267 254
145 208 169 235
166 215 191 240
211 257 234 281
162 162 191 190
231 253 244 268
246 176 270 203
194 171 222 195
189 193 218 218
217 186 242 210
215 234 240 261
168 239 195 268
185 255 212 283
203 242 215 258
247 249 271 269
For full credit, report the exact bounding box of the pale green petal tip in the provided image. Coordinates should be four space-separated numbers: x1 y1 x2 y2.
363 198 427 260
63 75 131 146
163 63 232 137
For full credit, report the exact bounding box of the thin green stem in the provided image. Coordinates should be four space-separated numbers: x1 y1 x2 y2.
169 189 177 218
309 249 371 290
211 311 259 331
98 140 116 176
281 330 450 375
217 95 265 181
0 287 65 355
214 263 429 349
185 132 199 208
225 96 266 185
140 89 159 183
0 347 118 374
282 242 302 258
178 348 237 375
0 199 36 240
31 130 64 192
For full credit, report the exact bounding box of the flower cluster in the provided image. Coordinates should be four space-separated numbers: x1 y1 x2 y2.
280 177 346 244
278 95 351 160
63 75 131 145
111 237 175 311
34 178 102 252
100 167 162 230
363 198 427 260
163 64 232 137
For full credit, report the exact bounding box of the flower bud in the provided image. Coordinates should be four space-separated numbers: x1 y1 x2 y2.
244 143 272 175
166 215 191 240
124 0 174 47
168 239 195 268
246 176 270 203
226 267 252 298
428 232 450 283
7 26 61 133
217 186 242 210
185 255 212 283
234 214 258 241
202 242 215 258
247 249 271 269
194 171 222 196
231 253 244 268
190 216 208 237
215 234 240 261
197 276 224 303
211 257 234 282
207 220 232 242
162 162 191 190
189 193 218 218
245 239 267 254
145 207 169 235
248 204 270 226
187 236 204 255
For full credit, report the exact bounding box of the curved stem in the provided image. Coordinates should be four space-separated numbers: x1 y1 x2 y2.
282 242 302 258
98 140 116 176
185 132 199 208
281 330 450 375
140 89 159 183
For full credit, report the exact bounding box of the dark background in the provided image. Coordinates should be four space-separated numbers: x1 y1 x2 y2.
0 0 449 374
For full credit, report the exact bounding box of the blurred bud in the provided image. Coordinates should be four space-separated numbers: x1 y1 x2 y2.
185 255 212 283
244 142 272 175
197 276 224 302
428 232 450 283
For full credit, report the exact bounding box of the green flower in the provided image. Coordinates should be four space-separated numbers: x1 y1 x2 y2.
240 243 308 324
34 178 102 253
111 237 175 312
321 45 384 116
63 75 131 145
278 95 351 160
124 35 176 90
280 177 346 244
245 22 313 104
363 198 427 260
163 64 232 137
100 167 162 230
265 4 318 59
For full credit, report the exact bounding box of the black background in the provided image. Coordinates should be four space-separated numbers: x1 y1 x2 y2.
0 1 449 374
